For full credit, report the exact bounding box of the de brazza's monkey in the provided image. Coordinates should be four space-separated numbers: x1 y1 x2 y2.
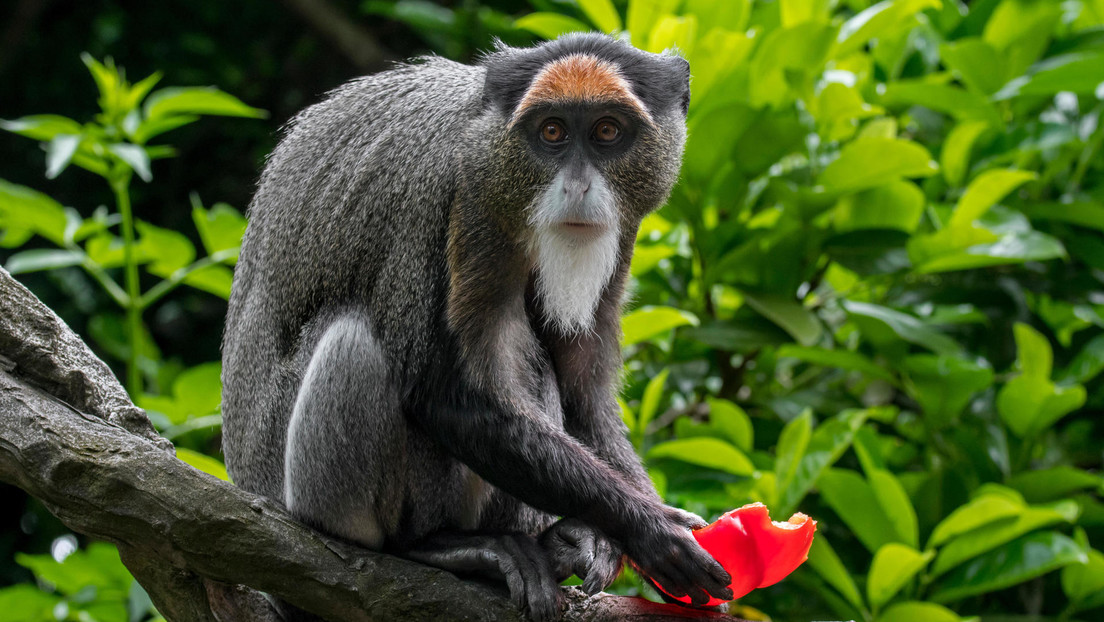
221 33 732 620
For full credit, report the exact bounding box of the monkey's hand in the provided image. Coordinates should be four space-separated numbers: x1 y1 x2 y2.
622 505 733 607
540 518 623 595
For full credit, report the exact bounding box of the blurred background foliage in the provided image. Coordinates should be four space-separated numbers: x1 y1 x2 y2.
2 0 1104 621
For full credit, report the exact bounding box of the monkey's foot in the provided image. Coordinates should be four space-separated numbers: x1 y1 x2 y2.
407 532 562 622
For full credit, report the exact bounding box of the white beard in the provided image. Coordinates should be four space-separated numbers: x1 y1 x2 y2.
530 224 620 335
528 166 621 335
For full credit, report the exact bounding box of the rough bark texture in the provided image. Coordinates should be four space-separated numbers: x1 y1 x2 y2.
0 267 748 622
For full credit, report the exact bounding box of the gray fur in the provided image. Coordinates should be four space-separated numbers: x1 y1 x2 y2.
222 35 731 622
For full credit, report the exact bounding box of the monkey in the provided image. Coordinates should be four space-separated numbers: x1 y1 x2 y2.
221 33 732 621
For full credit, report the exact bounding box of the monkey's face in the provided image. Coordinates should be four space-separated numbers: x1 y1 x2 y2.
477 36 690 333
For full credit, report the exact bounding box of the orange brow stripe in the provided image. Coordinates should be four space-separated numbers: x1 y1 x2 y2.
510 54 653 126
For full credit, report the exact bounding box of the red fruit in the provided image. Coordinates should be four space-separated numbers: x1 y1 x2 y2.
655 503 816 606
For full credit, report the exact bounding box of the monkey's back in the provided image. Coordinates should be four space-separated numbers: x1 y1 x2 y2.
222 58 485 501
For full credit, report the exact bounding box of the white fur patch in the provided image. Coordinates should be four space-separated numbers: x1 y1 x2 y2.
529 172 620 335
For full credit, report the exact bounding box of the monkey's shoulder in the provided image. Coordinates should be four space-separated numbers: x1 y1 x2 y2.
302 58 486 129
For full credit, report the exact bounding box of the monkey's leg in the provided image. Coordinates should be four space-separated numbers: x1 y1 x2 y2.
284 313 562 621
284 312 406 549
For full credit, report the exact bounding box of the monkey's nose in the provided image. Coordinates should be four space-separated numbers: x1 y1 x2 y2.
563 179 590 197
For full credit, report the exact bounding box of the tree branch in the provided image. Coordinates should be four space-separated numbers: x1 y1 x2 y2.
280 0 394 72
0 267 747 621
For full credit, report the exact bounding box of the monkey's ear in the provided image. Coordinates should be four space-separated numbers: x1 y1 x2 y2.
668 55 690 115
627 53 690 118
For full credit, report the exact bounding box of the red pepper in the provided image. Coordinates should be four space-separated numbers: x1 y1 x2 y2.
655 502 817 606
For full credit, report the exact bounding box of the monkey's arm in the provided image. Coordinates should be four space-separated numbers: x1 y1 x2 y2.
414 381 732 606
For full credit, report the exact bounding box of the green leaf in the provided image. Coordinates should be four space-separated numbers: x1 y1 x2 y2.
931 501 1079 577
0 584 59 622
777 409 868 516
817 137 937 194
637 368 669 434
743 292 822 346
1021 200 1104 233
948 169 1036 229
1059 333 1104 384
778 344 896 383
835 0 941 59
626 0 680 47
940 38 1004 94
621 306 699 346
833 180 924 233
868 543 933 613
646 437 755 476
17 542 129 596
646 15 697 55
706 398 753 452
806 536 864 612
880 80 1001 125
578 0 621 32
982 0 1060 78
682 0 750 34
748 21 836 108
779 0 829 26
135 221 195 275
940 120 991 188
176 447 230 481
775 410 813 502
617 397 635 435
515 12 591 39
5 249 84 274
869 469 919 548
843 300 963 357
818 468 901 554
132 114 199 143
44 134 80 179
1062 531 1104 604
192 201 246 259
997 374 1086 438
931 531 1087 603
994 51 1104 100
107 143 153 182
0 114 83 141
1008 467 1104 503
997 324 1086 436
143 87 266 120
875 601 961 622
928 492 1024 548
183 263 235 299
630 243 678 276
902 355 993 429
0 179 68 246
911 229 1067 274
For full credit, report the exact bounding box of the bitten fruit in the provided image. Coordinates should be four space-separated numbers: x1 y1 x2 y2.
657 502 817 606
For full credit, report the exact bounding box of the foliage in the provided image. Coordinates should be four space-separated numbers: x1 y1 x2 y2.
548 1 1104 621
2 1 1104 621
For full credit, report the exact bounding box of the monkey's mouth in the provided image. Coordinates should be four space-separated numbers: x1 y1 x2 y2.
562 221 601 230
557 221 609 240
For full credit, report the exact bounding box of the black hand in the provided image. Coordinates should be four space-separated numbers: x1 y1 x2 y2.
623 507 732 606
540 518 623 595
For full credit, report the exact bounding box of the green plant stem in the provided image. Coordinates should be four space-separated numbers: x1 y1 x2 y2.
74 249 130 307
138 248 238 310
111 173 142 397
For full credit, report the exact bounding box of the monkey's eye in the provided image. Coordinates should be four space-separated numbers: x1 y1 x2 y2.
592 119 621 144
540 120 567 144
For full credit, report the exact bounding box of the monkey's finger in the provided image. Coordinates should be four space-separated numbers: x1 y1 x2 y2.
516 536 561 622
570 530 598 580
496 536 534 614
672 508 708 530
581 538 620 595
